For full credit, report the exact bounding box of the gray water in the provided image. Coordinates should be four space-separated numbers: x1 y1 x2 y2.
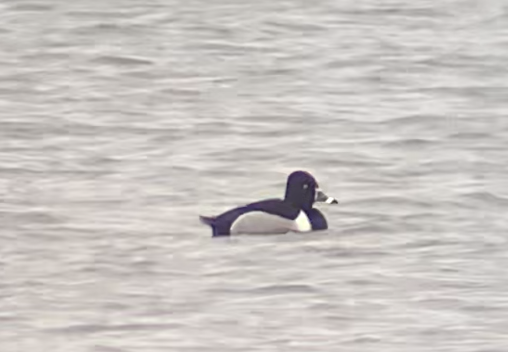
1 0 508 351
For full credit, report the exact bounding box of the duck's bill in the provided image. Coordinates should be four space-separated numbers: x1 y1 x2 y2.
316 190 338 204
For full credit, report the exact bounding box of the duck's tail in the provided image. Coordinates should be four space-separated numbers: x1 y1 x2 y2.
199 215 216 227
199 215 223 237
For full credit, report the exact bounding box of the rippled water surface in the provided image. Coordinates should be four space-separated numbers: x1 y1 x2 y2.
2 0 508 351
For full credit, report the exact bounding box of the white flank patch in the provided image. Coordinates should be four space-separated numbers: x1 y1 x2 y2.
293 210 312 232
230 210 311 235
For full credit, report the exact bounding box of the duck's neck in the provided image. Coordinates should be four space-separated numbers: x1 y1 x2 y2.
284 194 314 210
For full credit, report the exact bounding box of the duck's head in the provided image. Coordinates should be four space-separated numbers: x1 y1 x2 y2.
284 170 338 210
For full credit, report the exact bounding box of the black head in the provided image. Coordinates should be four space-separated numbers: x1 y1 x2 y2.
284 170 338 210
283 171 319 210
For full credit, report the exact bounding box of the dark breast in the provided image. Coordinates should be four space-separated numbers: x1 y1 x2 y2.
305 208 328 230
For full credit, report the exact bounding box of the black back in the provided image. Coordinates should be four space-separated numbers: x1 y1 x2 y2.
284 171 319 210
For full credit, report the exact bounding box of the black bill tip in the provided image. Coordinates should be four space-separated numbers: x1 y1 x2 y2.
316 190 338 204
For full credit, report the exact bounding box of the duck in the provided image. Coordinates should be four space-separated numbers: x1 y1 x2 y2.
199 170 338 236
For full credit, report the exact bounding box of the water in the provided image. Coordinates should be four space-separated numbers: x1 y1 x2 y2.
1 0 508 351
